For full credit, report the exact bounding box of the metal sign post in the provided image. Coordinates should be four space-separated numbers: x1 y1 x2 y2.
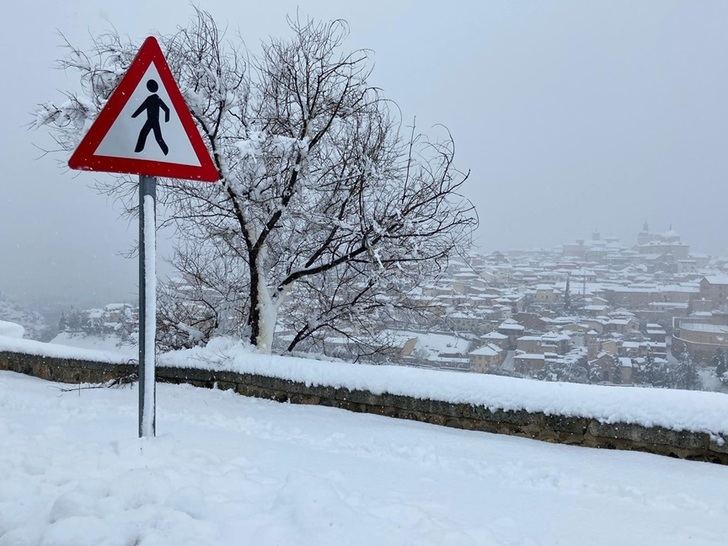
138 174 157 438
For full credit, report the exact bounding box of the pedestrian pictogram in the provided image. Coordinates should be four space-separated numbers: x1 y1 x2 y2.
132 79 170 155
68 36 219 182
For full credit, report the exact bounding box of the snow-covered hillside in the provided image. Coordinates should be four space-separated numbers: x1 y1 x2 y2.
0 320 24 339
0 294 48 340
52 303 138 358
1 371 727 545
50 332 136 360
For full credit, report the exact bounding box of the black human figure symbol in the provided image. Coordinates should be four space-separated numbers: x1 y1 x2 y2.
132 79 170 155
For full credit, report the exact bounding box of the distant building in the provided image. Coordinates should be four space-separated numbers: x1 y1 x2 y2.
617 357 634 384
514 353 545 375
636 224 690 259
468 343 506 373
533 284 561 305
699 276 728 307
672 321 728 363
447 311 486 333
481 330 510 350
516 336 543 355
589 352 618 383
497 319 526 349
644 323 666 343
515 332 571 356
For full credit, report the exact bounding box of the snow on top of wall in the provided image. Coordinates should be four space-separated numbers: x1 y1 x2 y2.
2 334 728 436
0 335 130 364
162 337 728 436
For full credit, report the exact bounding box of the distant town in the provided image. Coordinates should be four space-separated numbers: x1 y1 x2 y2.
5 223 728 391
376 222 727 390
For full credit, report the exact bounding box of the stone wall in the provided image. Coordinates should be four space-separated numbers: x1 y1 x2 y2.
2 350 726 465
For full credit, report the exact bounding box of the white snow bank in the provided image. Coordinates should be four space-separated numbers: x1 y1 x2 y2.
0 335 129 364
0 320 25 339
162 337 728 436
1 371 728 546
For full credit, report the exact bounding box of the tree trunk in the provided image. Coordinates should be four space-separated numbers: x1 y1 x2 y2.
247 252 276 353
254 281 276 353
248 258 261 347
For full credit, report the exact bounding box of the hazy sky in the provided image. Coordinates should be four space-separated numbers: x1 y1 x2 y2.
1 1 727 305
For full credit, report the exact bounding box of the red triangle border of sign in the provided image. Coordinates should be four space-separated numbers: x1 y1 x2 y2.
68 36 219 182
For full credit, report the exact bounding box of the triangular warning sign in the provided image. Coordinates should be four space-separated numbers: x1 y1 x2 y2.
69 36 219 182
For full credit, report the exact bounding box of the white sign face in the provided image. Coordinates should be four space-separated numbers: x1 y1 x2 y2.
94 63 201 167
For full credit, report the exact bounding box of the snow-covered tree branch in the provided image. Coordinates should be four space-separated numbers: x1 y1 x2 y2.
35 8 477 356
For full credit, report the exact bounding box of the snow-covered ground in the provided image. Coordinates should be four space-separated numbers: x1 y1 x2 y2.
1 371 727 546
0 372 728 546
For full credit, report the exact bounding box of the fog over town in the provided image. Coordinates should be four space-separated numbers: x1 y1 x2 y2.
3 1 728 307
1 2 728 545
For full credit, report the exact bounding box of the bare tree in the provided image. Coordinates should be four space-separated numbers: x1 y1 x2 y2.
35 9 477 355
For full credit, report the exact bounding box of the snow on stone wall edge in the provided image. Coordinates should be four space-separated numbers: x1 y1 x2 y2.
159 337 728 437
2 335 727 436
0 335 130 364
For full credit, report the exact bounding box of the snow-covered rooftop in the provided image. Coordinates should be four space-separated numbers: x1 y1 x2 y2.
703 275 728 286
680 323 728 334
469 343 501 357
